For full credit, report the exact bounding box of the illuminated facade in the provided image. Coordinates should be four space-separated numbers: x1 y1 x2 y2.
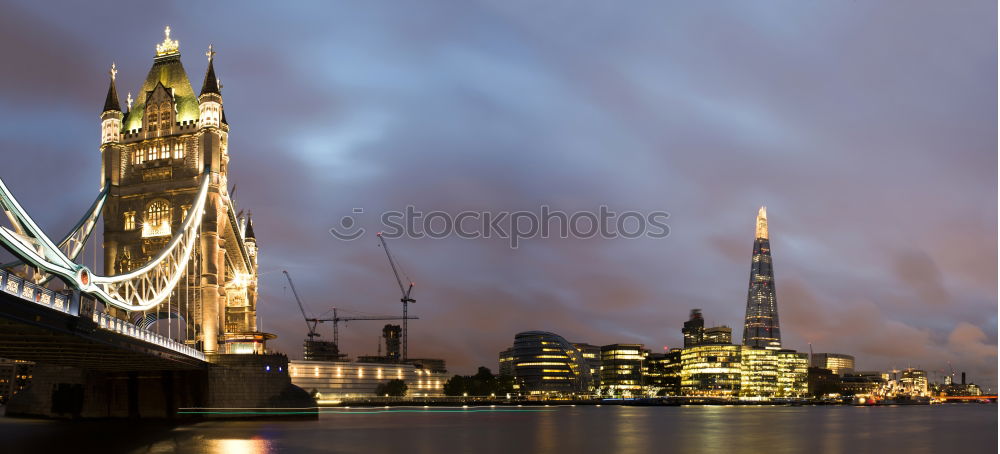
839 371 885 396
704 326 732 344
289 361 447 399
679 345 808 398
646 350 682 396
740 347 779 398
600 344 647 396
681 344 742 396
742 206 781 349
899 368 929 396
810 353 855 375
572 343 602 392
99 29 269 354
775 350 809 397
507 331 592 394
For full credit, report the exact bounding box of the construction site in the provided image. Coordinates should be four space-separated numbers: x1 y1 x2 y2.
284 233 448 400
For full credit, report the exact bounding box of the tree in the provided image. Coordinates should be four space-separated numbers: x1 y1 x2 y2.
443 374 469 396
443 367 516 397
375 379 408 397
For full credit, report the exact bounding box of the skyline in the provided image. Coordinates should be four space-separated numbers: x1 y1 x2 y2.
0 1 995 387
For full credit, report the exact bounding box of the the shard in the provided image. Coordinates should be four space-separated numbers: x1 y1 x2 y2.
742 206 782 349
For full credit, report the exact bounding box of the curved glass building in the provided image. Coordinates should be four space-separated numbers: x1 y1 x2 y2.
508 331 592 395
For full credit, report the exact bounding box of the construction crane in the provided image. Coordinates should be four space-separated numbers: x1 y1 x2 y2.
376 232 415 361
283 270 320 340
311 307 418 350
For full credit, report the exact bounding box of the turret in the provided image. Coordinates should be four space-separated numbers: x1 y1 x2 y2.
244 214 257 265
198 45 223 129
101 63 123 145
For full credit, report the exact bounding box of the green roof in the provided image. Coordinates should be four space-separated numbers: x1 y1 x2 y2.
123 53 199 131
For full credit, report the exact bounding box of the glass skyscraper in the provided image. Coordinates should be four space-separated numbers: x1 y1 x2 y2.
742 206 782 349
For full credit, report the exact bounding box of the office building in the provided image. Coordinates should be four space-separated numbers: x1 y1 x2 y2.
572 343 603 392
742 207 782 349
775 350 809 397
740 347 779 398
646 349 682 396
810 353 855 375
680 344 742 396
683 309 705 348
498 347 515 376
899 368 928 396
704 326 733 344
600 344 647 396
839 371 886 396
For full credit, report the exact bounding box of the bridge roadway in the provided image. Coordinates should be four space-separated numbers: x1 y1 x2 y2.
0 268 206 371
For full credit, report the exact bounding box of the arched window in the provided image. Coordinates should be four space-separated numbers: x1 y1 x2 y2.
160 103 172 130
146 106 158 132
123 211 136 231
142 199 171 237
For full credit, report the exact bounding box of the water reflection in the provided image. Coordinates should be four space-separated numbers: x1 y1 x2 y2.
0 405 994 454
208 437 272 454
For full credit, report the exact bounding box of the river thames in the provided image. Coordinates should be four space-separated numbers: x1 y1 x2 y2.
1 404 996 453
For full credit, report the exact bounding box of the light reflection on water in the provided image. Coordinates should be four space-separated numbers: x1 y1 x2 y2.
0 405 995 454
209 438 272 454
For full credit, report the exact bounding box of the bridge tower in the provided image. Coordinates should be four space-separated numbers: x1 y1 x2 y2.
100 28 265 354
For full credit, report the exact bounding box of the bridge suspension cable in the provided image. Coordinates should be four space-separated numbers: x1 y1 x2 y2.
0 171 211 312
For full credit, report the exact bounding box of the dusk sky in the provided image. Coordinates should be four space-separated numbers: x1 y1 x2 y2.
0 1 996 387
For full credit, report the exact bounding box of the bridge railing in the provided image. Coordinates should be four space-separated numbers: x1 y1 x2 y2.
1 268 71 313
91 311 206 362
2 268 205 362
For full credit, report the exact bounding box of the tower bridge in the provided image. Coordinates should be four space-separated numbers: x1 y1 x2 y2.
0 28 314 419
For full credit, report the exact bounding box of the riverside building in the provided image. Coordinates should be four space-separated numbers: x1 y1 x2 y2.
811 353 855 375
289 360 447 400
502 331 593 395
600 344 647 396
680 344 742 396
646 350 682 396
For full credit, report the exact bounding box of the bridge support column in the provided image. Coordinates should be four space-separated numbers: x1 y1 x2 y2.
200 231 221 353
4 365 209 419
127 372 139 419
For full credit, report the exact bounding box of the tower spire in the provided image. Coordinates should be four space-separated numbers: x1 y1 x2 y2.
200 44 221 96
755 205 768 239
102 62 121 113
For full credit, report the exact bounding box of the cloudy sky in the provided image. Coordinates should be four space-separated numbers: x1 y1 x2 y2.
0 1 996 386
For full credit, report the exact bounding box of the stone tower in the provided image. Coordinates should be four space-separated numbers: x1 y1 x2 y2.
100 28 266 354
742 206 781 349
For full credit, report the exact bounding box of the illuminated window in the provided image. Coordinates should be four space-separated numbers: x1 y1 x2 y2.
142 199 171 237
123 211 136 231
174 142 184 159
